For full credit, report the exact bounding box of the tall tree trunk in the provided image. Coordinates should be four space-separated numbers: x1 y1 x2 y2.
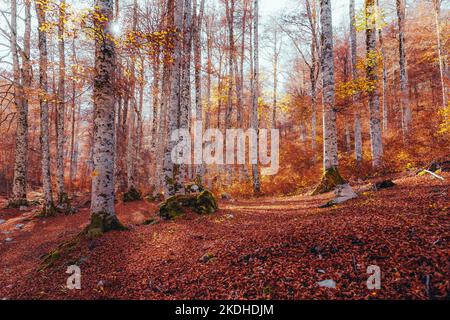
350 0 362 164
179 0 193 186
88 0 124 235
433 0 448 107
366 0 383 167
396 0 411 137
272 27 279 129
150 53 161 186
163 0 184 197
311 0 347 196
9 0 29 207
193 0 205 181
126 0 138 190
225 0 235 182
69 34 77 192
320 0 338 171
251 0 261 194
56 0 67 204
225 0 235 130
36 0 56 215
377 0 388 131
306 0 319 155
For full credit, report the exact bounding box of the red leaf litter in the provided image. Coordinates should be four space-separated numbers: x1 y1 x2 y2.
0 174 448 300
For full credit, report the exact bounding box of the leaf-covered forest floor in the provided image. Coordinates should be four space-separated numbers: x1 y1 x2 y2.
0 173 448 300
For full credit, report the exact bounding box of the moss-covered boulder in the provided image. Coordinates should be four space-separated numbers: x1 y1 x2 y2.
158 190 218 220
122 186 142 202
145 192 164 202
311 167 347 196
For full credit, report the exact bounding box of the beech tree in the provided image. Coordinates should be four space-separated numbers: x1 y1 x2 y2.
8 0 30 208
87 0 124 235
396 0 412 137
56 0 67 206
365 0 383 168
349 0 362 164
35 0 56 216
312 0 346 195
251 0 261 194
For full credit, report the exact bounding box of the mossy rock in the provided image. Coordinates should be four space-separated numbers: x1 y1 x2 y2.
311 167 347 196
158 190 218 220
145 193 164 203
122 186 142 202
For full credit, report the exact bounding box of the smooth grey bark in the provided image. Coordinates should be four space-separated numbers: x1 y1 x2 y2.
433 0 448 107
320 0 338 170
365 0 383 167
56 0 66 203
225 0 235 130
150 53 161 186
193 0 205 180
306 0 319 154
36 0 56 215
10 0 29 206
377 0 388 131
271 26 282 129
163 0 184 197
89 0 123 232
251 0 261 193
126 0 138 190
69 33 79 192
396 0 411 137
179 0 192 186
350 0 362 164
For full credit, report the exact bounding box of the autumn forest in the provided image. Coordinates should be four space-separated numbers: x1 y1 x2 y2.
0 0 448 302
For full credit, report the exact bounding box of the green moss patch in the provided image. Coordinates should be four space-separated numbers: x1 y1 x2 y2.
158 190 218 220
122 186 142 202
311 167 347 196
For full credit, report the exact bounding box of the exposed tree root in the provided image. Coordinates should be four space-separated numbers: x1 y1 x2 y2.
6 198 29 209
311 167 347 196
85 211 127 238
38 212 127 271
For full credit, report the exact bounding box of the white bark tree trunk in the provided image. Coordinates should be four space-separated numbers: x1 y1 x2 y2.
251 0 261 193
366 0 383 167
89 0 123 233
377 0 388 131
193 0 205 181
9 0 29 206
36 0 56 215
320 0 338 171
396 0 411 137
433 0 448 107
56 0 66 204
163 0 184 197
350 0 362 164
